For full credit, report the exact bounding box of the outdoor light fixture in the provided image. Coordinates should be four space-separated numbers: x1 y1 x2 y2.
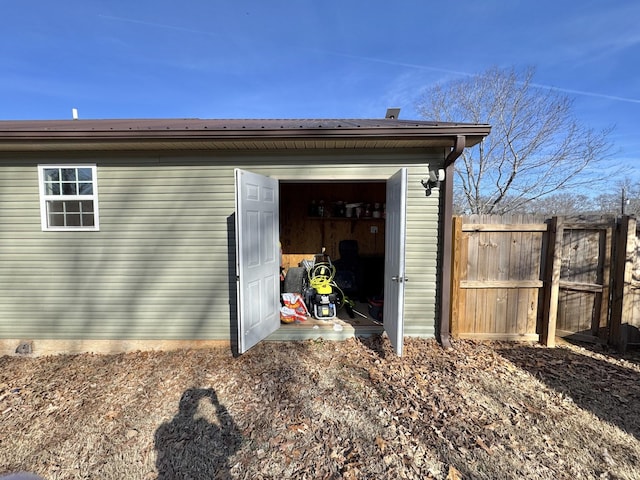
421 168 445 196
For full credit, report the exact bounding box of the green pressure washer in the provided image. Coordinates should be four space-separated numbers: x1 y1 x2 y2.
304 250 341 320
284 248 369 321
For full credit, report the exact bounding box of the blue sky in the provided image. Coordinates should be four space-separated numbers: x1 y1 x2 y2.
2 1 639 165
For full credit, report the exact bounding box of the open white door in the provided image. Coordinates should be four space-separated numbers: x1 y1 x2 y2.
235 169 280 354
384 168 408 356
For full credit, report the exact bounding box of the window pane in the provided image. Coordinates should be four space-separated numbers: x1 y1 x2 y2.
48 213 66 227
44 169 59 182
62 183 77 195
78 168 93 181
66 214 81 227
64 201 81 213
62 168 77 182
80 200 94 212
82 214 95 227
79 182 93 195
47 201 64 213
45 183 60 195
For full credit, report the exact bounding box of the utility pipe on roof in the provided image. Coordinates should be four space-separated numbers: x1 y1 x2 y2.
439 135 466 349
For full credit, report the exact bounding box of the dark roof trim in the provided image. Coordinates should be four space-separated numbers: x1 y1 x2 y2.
0 118 491 152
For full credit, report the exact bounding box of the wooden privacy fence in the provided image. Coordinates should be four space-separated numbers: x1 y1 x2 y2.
451 214 640 350
451 214 545 341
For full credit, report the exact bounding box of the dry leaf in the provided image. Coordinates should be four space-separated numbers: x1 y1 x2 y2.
1 337 640 479
287 423 308 433
476 437 493 455
603 448 616 467
446 465 463 480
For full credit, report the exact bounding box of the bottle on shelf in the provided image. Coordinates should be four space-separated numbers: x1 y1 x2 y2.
372 202 381 218
318 200 325 217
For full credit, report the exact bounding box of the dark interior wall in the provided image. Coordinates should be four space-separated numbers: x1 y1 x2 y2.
279 181 386 265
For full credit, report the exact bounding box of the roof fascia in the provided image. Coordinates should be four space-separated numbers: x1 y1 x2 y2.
0 121 490 153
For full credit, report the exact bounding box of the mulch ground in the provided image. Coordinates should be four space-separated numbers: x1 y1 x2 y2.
1 336 640 480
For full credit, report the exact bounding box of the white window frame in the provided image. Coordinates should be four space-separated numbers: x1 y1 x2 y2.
37 164 100 231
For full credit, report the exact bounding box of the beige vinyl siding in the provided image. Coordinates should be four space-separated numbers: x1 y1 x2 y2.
0 149 445 342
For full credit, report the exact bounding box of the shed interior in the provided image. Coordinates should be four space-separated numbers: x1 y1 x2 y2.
279 181 387 329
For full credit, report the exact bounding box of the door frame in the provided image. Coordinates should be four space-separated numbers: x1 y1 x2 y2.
235 170 408 354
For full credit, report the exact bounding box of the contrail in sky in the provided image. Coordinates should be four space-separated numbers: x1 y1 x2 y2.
325 50 640 105
99 15 640 106
530 83 640 104
98 14 219 38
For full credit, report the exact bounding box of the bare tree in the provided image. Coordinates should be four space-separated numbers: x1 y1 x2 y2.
417 66 616 214
517 192 597 216
593 180 640 217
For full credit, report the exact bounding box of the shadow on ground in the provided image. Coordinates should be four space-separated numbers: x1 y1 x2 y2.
498 344 640 440
155 388 242 480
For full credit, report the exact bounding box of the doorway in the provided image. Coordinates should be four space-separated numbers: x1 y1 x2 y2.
279 181 386 332
235 168 407 355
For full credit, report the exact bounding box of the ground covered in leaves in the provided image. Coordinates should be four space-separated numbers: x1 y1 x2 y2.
1 336 640 480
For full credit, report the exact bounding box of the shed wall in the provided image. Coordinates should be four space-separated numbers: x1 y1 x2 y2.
0 150 444 342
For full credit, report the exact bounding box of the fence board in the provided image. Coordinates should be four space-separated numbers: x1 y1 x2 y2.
507 229 522 333
450 217 463 337
526 288 539 334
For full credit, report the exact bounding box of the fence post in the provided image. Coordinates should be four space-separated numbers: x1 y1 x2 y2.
609 215 636 351
541 216 562 347
450 216 463 337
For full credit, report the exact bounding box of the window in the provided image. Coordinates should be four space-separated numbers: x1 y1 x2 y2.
38 165 100 231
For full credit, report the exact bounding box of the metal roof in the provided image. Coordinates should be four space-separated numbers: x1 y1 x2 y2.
0 118 491 152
